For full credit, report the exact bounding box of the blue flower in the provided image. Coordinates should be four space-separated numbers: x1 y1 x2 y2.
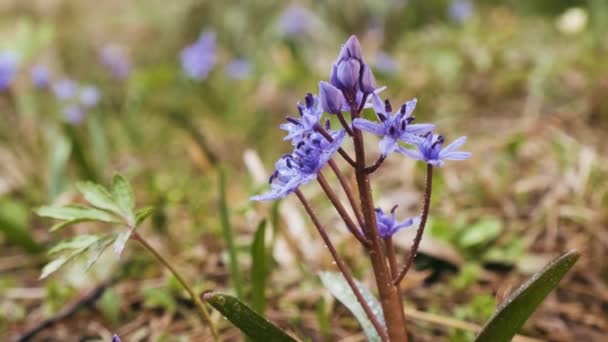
0 51 19 91
399 133 471 166
449 0 473 24
278 6 316 37
352 93 434 156
376 206 416 238
112 335 121 342
330 36 375 97
63 104 85 125
181 31 216 80
99 45 131 80
280 93 323 144
80 85 100 108
52 79 78 100
226 58 252 80
252 129 346 201
31 64 50 88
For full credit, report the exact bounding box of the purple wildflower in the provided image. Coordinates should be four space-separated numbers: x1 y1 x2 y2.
80 85 100 108
52 79 78 100
280 93 323 144
180 31 216 80
449 0 473 23
0 51 19 91
352 93 434 156
112 335 121 342
399 133 471 166
376 206 416 238
63 104 85 125
31 64 50 88
226 58 251 80
374 51 399 74
251 129 346 201
99 45 131 80
329 36 376 98
278 6 315 37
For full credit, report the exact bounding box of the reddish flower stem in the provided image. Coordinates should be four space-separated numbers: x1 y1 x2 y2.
394 164 433 285
328 159 365 229
294 190 388 341
317 173 369 246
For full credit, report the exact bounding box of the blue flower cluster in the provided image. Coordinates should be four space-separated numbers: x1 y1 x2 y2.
252 35 471 238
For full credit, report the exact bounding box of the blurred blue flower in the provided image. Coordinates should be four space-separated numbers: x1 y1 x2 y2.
278 6 315 37
374 51 399 74
449 0 473 23
399 133 471 166
52 79 78 100
181 31 216 80
280 93 323 143
251 129 346 201
0 51 19 91
112 335 121 342
226 58 251 80
99 45 131 80
31 64 50 89
376 206 416 238
63 104 85 125
80 85 100 108
352 93 434 157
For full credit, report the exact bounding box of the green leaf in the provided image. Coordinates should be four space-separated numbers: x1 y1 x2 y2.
40 256 71 279
135 207 155 226
319 272 386 342
47 135 71 201
111 174 136 224
475 250 579 342
36 205 119 231
458 217 503 249
76 181 121 216
204 292 296 342
85 234 116 270
219 167 242 298
112 227 135 255
0 199 43 253
251 219 267 314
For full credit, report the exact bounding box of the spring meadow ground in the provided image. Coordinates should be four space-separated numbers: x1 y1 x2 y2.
1 1 608 341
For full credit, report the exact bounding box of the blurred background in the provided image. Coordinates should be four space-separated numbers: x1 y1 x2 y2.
1 0 607 341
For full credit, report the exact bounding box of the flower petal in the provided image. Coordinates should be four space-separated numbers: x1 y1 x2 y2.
379 136 398 156
441 151 472 161
405 123 434 135
352 118 384 135
441 136 467 154
398 146 424 161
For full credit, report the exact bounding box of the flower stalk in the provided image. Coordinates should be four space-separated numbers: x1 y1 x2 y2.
131 232 220 341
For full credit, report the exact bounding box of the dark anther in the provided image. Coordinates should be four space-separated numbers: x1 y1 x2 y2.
269 170 278 184
400 104 407 115
390 204 399 214
286 117 301 125
401 121 406 131
389 126 395 135
378 113 387 122
305 93 314 108
384 99 392 113
296 103 304 117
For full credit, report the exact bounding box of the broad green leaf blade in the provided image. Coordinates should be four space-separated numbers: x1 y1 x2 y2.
40 255 70 279
85 234 117 270
319 272 386 342
251 219 267 314
135 207 155 226
47 235 102 255
475 250 579 342
204 292 296 342
111 174 135 225
112 227 135 255
76 181 121 216
219 167 242 298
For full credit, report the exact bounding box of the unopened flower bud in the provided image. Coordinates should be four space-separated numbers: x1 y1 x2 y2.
337 59 360 92
319 81 344 114
338 35 363 60
360 64 376 94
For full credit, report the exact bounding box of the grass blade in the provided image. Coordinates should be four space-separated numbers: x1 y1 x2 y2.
251 219 267 314
204 292 296 342
475 250 579 342
219 167 242 298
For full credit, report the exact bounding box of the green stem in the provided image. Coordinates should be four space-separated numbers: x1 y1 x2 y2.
132 232 220 341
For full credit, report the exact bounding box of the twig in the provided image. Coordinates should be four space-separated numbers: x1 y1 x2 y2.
17 279 114 342
328 159 364 228
317 172 369 247
295 190 388 342
394 164 433 285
